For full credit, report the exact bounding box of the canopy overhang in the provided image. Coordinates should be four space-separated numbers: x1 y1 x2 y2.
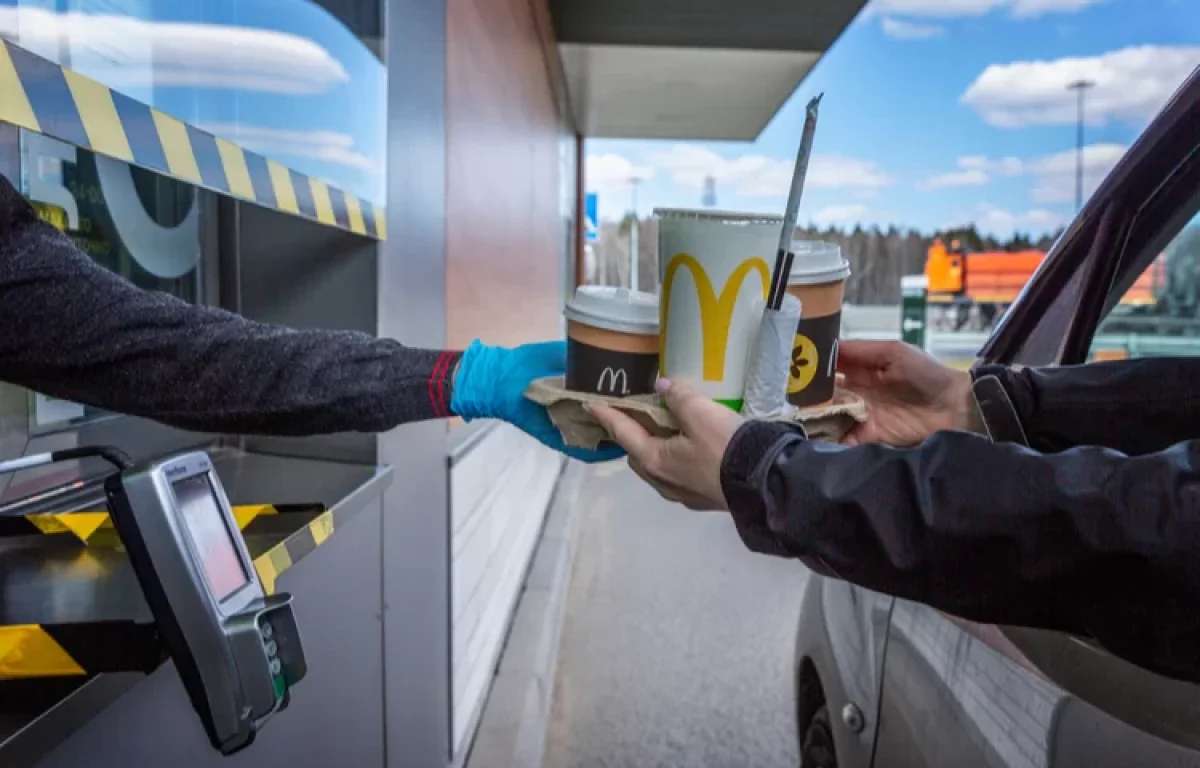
551 0 868 140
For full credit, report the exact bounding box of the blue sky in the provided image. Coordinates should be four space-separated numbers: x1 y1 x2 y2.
585 0 1200 237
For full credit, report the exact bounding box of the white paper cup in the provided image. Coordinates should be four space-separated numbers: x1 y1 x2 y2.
656 208 781 410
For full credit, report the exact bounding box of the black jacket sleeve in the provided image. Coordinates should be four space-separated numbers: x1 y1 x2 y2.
720 421 1200 683
976 358 1200 455
0 174 461 435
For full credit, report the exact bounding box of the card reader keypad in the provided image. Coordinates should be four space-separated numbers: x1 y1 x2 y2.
259 619 286 700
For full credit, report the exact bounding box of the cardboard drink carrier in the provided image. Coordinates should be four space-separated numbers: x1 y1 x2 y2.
525 375 868 451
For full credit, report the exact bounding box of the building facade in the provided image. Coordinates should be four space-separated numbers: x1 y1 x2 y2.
0 1 861 765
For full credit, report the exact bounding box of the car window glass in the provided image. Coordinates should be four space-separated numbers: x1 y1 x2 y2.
1089 202 1200 361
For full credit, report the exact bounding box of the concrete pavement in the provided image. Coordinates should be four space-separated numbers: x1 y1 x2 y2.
543 462 810 768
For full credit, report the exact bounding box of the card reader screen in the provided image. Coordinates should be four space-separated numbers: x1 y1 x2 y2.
173 474 248 601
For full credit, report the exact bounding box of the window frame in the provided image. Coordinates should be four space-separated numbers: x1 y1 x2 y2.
981 66 1200 368
1093 147 1200 338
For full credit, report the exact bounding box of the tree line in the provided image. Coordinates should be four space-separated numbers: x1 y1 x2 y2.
587 217 1064 306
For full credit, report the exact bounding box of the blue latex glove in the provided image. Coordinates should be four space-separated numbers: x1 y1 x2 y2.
451 340 626 463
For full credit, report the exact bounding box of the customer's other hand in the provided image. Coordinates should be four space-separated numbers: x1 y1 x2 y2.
451 340 625 463
837 340 974 447
589 379 741 511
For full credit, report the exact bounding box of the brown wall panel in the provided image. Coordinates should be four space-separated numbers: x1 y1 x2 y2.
446 0 572 350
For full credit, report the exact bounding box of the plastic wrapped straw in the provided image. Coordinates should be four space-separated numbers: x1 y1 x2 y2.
741 294 802 419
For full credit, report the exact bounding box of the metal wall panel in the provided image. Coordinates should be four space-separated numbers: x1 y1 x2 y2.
378 0 452 765
448 426 564 759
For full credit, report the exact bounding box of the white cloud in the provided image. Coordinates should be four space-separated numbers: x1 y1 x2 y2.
198 124 376 173
866 0 1104 18
585 153 655 191
921 144 1126 204
1027 142 1128 203
917 155 1023 189
881 17 946 39
952 203 1066 236
961 45 1200 128
0 8 351 95
1009 0 1106 18
921 167 990 189
812 204 872 225
649 145 893 198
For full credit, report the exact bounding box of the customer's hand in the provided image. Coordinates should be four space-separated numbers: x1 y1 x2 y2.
451 340 625 463
588 379 742 511
837 340 974 447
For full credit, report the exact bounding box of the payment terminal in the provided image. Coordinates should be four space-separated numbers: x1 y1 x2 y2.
104 450 307 755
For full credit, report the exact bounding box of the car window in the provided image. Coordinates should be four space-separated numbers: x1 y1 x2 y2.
1089 204 1200 362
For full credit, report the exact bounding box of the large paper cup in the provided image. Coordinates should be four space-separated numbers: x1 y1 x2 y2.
656 209 780 411
564 286 660 397
786 241 851 408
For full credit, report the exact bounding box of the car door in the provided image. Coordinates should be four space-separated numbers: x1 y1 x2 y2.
870 67 1200 768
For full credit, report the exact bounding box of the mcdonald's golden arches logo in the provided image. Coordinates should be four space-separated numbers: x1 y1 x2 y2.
660 253 770 381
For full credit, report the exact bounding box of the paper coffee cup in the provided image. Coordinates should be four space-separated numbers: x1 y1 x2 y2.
786 241 851 408
563 286 660 397
656 208 779 411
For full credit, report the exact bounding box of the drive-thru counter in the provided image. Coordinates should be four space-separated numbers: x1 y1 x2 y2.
0 446 393 767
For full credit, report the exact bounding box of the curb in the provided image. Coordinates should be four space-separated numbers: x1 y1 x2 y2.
463 460 587 768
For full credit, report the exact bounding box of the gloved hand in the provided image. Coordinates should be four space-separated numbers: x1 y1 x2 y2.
451 340 625 463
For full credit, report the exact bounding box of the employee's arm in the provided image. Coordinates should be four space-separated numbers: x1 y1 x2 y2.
0 190 453 434
0 175 618 462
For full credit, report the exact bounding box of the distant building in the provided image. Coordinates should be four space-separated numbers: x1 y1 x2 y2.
703 175 717 208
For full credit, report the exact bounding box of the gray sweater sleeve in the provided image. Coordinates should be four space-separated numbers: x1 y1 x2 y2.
0 174 460 435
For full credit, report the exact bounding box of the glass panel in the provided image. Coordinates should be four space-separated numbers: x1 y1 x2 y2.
1090 206 1200 361
1 0 386 205
19 130 206 432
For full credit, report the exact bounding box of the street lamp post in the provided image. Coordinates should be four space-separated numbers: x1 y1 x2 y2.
1068 79 1095 213
629 176 641 292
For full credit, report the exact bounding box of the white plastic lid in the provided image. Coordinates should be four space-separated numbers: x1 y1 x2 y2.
563 285 659 335
654 207 783 226
788 240 851 285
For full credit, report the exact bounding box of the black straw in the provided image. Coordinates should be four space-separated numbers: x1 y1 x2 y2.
766 93 823 311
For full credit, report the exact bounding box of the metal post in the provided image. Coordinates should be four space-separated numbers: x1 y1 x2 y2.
900 275 929 351
1068 79 1094 213
629 176 641 292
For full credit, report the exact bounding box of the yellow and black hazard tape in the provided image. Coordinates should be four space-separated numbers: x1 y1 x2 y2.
0 621 163 680
0 39 386 240
252 505 337 595
0 504 339 678
0 503 309 545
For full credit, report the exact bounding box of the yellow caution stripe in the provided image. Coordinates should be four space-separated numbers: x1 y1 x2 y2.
253 508 337 595
0 503 339 678
0 622 161 680
0 39 385 240
13 504 286 545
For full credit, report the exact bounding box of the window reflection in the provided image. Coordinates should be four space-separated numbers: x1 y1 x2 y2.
1092 205 1200 361
0 0 385 204
21 130 205 431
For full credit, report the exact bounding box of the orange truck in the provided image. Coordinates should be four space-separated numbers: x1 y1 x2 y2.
924 238 1165 331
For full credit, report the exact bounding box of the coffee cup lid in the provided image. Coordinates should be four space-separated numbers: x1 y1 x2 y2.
788 240 851 285
654 207 784 226
564 285 659 335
